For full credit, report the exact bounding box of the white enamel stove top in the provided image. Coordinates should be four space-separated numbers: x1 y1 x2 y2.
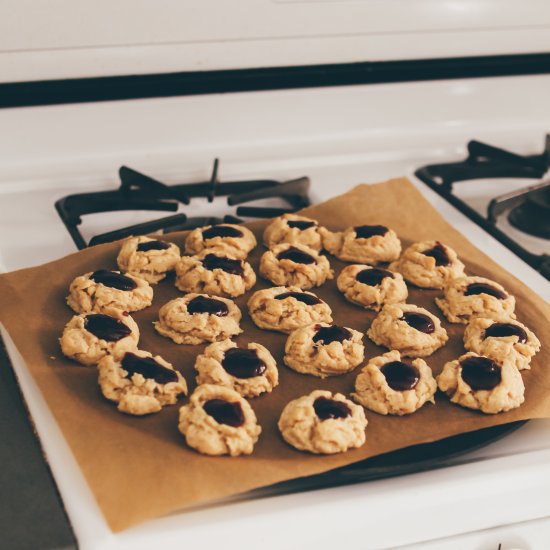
1 75 550 550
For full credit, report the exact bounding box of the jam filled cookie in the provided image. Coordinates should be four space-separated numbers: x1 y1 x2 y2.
154 294 242 345
320 224 401 264
464 317 540 371
247 286 332 334
184 223 257 260
436 275 515 324
263 213 324 252
389 240 465 289
117 235 180 284
67 269 153 314
284 322 364 377
98 350 188 416
336 264 408 311
194 339 279 398
368 303 448 357
175 251 256 298
259 243 333 290
352 350 437 415
278 390 367 454
60 311 139 366
437 352 525 414
178 384 261 456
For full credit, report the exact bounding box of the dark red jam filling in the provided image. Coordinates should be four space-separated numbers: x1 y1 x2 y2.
222 348 266 379
121 352 178 384
275 291 321 306
423 242 450 266
312 325 352 345
401 312 435 334
187 295 229 317
203 399 245 427
464 283 507 300
136 240 171 252
202 225 244 239
287 219 316 230
202 254 244 276
354 225 388 239
356 267 393 286
84 314 131 341
381 361 420 391
484 322 527 343
276 246 316 264
313 397 351 420
90 270 137 291
460 356 502 391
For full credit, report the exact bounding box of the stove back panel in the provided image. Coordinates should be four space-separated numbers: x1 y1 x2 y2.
1 0 550 82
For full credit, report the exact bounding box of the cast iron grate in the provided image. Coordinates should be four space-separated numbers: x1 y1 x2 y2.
55 158 311 249
415 136 550 280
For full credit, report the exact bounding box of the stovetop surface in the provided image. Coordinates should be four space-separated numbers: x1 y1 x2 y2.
2 75 550 549
2 162 550 550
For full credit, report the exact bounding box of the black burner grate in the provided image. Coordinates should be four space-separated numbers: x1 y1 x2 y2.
55 159 310 249
415 136 550 281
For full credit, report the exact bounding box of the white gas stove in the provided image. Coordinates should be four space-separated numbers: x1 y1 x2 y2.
3 2 550 546
1 73 550 549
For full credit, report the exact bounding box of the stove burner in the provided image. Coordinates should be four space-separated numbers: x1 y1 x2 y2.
56 158 311 249
508 187 550 238
415 135 550 281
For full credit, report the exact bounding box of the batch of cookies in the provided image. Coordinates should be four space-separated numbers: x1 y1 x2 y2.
59 213 541 458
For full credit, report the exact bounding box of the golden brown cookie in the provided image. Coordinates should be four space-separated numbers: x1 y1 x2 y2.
154 294 242 345
367 303 448 357
247 286 332 333
336 264 408 311
352 350 437 415
436 275 515 324
463 317 540 371
60 311 139 366
259 243 333 290
175 251 256 298
263 213 324 252
117 235 180 284
194 339 278 398
284 323 364 377
278 390 367 454
67 269 153 314
184 224 257 260
320 224 401 264
437 352 525 414
389 240 465 289
178 384 261 456
98 350 188 415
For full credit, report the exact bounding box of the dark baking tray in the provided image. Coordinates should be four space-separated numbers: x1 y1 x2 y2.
250 420 526 497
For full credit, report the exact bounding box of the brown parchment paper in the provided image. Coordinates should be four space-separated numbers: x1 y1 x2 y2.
1 178 550 532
